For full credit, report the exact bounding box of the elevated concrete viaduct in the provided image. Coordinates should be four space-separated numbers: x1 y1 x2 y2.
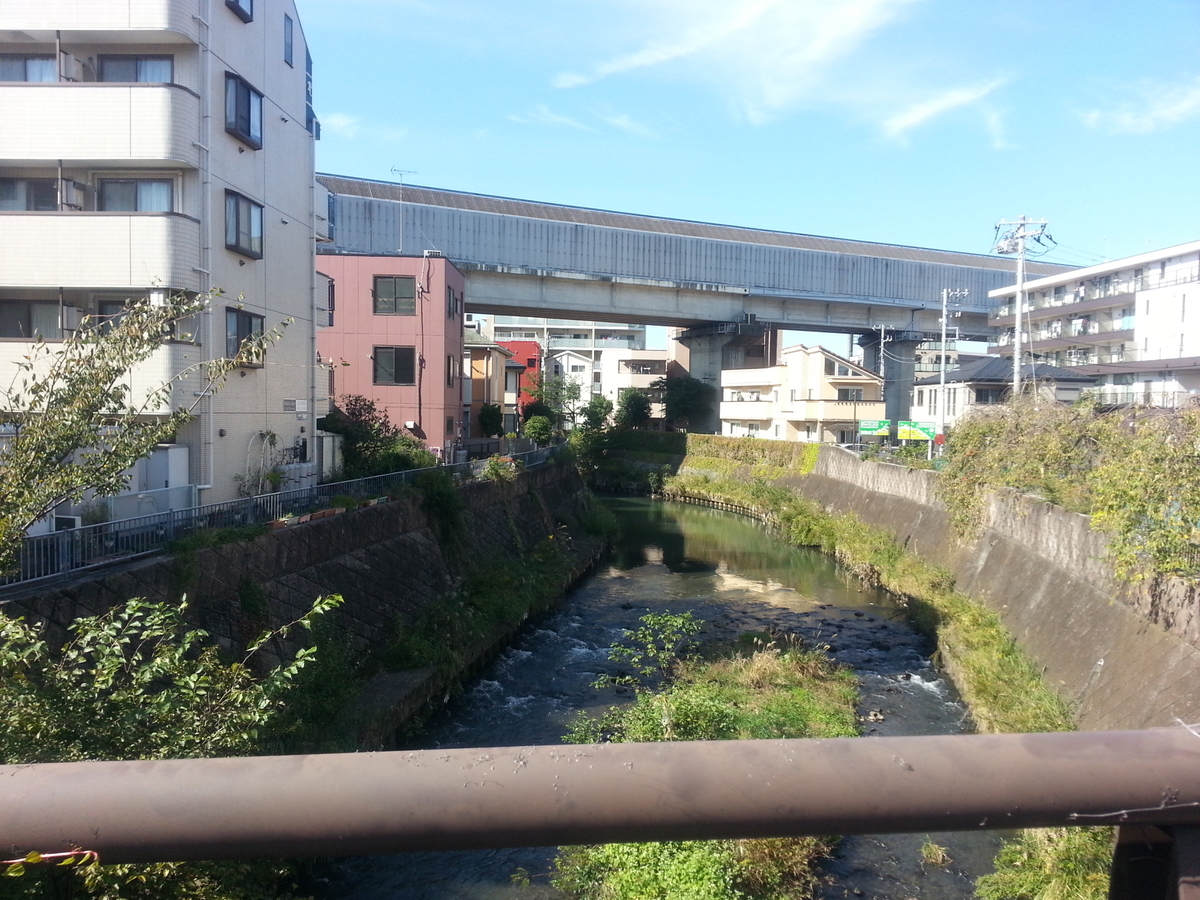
317 175 1071 429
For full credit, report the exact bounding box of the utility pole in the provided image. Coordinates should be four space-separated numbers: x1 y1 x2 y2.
995 217 1048 396
938 288 969 447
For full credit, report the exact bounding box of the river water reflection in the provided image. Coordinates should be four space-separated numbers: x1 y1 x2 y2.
323 497 1000 900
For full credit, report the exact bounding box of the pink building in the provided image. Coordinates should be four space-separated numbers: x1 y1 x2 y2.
317 254 465 455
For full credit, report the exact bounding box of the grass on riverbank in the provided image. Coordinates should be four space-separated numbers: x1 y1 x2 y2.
659 471 1110 900
553 627 859 900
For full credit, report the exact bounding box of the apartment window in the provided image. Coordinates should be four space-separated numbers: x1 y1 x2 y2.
837 388 864 401
225 308 263 360
446 286 457 320
446 355 455 387
226 0 253 23
825 358 835 375
0 178 57 211
96 299 128 335
373 346 416 385
283 15 294 66
0 56 55 82
916 389 924 407
0 302 60 339
446 416 455 436
224 73 263 148
373 276 415 315
326 279 335 327
98 56 173 83
225 192 263 257
571 365 585 373
975 389 1004 404
527 358 538 369
98 179 173 212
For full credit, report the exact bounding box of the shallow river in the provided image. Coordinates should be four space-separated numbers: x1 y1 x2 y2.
321 497 1003 900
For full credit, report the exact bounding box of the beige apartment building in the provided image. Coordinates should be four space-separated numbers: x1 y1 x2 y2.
720 344 884 443
0 0 323 523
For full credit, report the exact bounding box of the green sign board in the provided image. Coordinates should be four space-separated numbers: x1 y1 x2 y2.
858 419 891 436
898 420 938 440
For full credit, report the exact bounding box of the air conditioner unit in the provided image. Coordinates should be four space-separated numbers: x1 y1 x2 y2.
60 306 83 331
58 52 84 82
54 515 83 531
59 179 85 209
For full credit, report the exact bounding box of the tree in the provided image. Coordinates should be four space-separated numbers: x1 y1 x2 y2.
0 594 340 898
524 415 554 446
614 388 652 430
522 371 582 428
0 290 286 573
479 402 503 438
650 376 716 431
580 395 613 432
317 394 435 478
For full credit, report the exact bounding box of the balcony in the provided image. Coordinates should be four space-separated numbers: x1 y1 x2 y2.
0 0 200 42
720 399 774 419
0 339 204 415
0 212 202 292
721 366 785 389
0 84 201 165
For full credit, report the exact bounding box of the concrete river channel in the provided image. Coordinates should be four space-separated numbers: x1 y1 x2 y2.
321 497 1004 900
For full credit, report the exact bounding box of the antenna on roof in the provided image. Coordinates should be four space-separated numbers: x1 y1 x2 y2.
389 168 418 253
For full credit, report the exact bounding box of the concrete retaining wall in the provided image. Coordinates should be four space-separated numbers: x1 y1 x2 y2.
799 448 1200 731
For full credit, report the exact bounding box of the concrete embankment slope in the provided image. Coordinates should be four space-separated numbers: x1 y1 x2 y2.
798 448 1200 731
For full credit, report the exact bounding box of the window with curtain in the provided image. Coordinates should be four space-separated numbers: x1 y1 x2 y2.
0 302 61 339
226 308 264 360
224 73 263 148
225 191 263 258
0 178 57 211
98 56 173 82
98 179 173 212
0 56 55 82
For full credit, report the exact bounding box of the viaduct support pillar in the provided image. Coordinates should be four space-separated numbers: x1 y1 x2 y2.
859 331 921 441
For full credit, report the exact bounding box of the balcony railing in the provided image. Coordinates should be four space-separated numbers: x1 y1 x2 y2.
0 83 201 165
0 0 200 39
1083 389 1196 409
0 213 201 291
1 444 564 590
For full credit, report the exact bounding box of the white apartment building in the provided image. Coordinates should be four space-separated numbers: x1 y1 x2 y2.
720 344 883 442
0 0 323 521
597 349 670 428
989 240 1200 406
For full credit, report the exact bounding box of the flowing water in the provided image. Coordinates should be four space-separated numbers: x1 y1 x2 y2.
321 497 1003 900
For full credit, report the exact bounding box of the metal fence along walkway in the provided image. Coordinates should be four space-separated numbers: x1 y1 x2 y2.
2 445 560 592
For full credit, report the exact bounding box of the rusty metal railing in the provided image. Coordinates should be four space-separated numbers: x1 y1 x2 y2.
4 728 1200 898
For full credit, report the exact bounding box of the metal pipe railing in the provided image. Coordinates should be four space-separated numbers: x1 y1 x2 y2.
3 728 1200 864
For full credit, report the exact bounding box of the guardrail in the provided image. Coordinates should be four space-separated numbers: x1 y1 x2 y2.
1 728 1197 898
3 444 562 591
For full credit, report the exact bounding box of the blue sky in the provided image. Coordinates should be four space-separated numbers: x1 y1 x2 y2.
302 0 1200 349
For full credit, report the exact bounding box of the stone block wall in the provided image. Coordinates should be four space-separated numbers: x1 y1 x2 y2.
0 463 593 668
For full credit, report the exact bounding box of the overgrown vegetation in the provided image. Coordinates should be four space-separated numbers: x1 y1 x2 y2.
939 397 1200 582
0 595 342 898
383 535 576 675
657 466 1111 899
554 615 858 900
317 394 436 479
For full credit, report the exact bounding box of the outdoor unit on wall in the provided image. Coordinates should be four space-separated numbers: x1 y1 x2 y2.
60 306 83 332
54 516 83 531
58 52 84 82
59 180 86 209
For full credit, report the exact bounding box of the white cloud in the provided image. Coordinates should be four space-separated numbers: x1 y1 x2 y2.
881 79 1006 139
322 113 361 139
508 105 598 132
598 112 659 139
1082 76 1200 134
552 0 925 122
